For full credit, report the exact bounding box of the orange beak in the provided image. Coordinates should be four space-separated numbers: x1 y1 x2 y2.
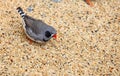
52 34 57 39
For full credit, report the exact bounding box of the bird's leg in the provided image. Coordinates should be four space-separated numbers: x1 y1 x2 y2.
26 36 33 44
86 0 93 7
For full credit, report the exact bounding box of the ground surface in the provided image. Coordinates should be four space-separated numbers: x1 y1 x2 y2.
0 0 120 76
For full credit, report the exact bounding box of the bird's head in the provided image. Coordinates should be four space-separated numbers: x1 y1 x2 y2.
45 31 57 39
43 27 57 42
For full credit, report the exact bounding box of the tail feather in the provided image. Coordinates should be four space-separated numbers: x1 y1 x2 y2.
17 7 25 19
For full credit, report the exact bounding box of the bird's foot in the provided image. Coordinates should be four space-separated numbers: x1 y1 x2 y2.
86 0 94 7
26 36 33 44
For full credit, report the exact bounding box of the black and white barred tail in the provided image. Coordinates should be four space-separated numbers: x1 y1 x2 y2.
17 7 25 19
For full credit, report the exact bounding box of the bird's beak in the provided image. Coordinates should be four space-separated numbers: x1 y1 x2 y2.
52 34 57 39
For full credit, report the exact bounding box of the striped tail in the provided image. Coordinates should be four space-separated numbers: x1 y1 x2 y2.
17 7 25 19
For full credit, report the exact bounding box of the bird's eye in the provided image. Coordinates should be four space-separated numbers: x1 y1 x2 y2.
45 31 51 38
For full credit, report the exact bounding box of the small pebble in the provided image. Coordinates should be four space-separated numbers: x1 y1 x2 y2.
27 6 34 12
52 0 62 3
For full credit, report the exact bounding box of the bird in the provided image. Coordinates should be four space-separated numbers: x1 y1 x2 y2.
16 7 57 42
85 0 93 7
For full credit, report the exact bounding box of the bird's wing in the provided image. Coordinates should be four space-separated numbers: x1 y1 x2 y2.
24 15 43 34
25 26 44 41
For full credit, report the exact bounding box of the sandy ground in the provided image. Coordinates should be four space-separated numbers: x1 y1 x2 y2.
0 0 120 76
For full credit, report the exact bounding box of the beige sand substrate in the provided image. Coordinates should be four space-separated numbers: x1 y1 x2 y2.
0 0 120 76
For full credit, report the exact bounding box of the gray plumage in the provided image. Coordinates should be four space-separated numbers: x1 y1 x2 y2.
17 7 57 42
